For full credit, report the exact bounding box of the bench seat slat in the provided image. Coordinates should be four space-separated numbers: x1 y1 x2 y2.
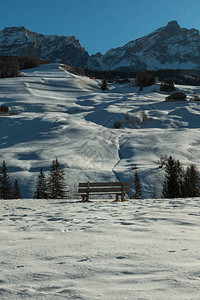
77 191 123 196
79 182 130 187
78 187 129 193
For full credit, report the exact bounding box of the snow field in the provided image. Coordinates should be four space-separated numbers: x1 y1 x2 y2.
0 64 200 197
1 198 200 299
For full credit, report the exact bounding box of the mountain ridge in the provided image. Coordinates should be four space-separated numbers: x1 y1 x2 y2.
1 21 200 70
0 26 89 67
92 21 200 70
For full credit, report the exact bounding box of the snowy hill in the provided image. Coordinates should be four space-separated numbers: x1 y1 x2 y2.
1 64 200 198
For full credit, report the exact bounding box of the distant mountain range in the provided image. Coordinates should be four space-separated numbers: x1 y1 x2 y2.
0 26 89 67
1 21 200 71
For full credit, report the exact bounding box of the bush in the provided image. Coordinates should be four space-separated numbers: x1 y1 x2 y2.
0 105 9 113
101 78 108 90
141 111 148 122
114 121 122 129
165 92 186 102
136 71 156 87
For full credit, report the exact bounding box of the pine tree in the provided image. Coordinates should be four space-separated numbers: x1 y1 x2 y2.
101 78 108 91
34 167 48 199
0 161 12 199
12 179 22 199
183 164 200 197
48 158 67 199
162 156 183 198
133 170 143 199
176 159 185 197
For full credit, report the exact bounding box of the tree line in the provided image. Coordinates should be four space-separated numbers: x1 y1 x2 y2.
34 158 68 199
0 56 49 78
64 63 200 87
0 156 199 200
0 158 68 199
162 156 200 198
130 156 200 199
0 161 21 199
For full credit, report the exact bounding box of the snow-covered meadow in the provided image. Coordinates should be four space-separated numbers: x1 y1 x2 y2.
1 198 200 299
1 65 200 299
1 63 200 198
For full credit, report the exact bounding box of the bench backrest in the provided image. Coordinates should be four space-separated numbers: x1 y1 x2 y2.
78 182 130 194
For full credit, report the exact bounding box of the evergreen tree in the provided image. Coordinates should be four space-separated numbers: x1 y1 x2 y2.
101 78 108 90
34 167 48 199
12 179 22 199
176 159 185 197
162 156 182 198
0 161 12 199
133 170 143 199
183 164 200 197
48 158 67 199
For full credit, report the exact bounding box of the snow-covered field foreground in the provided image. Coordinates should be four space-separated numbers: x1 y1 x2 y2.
1 64 200 198
1 198 200 299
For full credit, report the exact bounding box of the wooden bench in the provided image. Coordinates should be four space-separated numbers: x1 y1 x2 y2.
77 181 130 202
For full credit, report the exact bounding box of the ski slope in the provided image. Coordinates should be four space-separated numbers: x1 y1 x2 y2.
0 64 200 198
1 198 200 299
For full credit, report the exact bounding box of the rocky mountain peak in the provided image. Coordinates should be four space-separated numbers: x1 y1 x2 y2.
0 26 89 67
3 26 26 32
90 21 200 71
164 20 181 35
167 20 180 28
1 23 200 71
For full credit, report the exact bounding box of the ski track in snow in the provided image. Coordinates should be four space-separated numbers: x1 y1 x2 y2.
1 64 200 198
1 198 200 299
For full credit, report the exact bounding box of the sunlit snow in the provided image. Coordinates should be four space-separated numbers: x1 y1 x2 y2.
0 64 200 198
1 198 200 299
1 64 200 299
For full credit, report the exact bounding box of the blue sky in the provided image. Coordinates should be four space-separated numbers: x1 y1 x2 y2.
1 0 200 55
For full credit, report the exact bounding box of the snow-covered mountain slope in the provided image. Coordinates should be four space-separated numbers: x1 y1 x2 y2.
1 64 200 198
91 21 200 70
1 197 200 299
1 21 200 71
0 26 89 67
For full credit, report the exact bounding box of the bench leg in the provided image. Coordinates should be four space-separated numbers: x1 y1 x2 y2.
121 193 125 201
115 194 119 202
81 195 90 202
86 182 90 202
